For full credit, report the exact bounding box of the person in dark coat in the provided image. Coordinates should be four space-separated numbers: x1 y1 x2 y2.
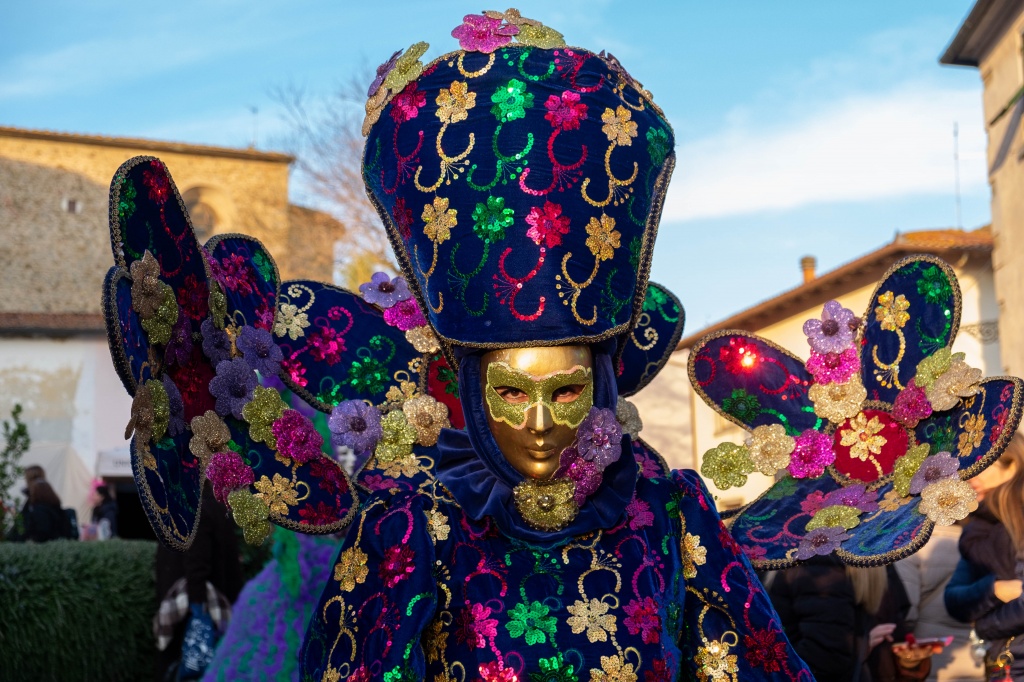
91 485 119 538
945 431 1024 680
18 480 72 542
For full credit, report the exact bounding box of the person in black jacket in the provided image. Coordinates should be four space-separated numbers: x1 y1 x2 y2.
17 480 72 542
945 431 1024 681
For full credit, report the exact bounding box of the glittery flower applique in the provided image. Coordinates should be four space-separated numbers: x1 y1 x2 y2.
359 272 413 309
328 400 383 455
958 413 987 457
390 82 427 124
805 347 860 385
585 214 621 261
227 488 272 545
126 382 157 444
271 409 324 464
747 424 795 475
402 395 450 446
253 473 299 515
926 357 982 411
242 386 287 448
805 504 861 531
681 532 707 579
334 545 369 591
892 443 930 496
209 357 257 419
435 81 476 124
505 600 558 645
701 442 754 490
693 640 738 682
383 297 427 331
795 526 850 560
622 597 661 644
451 13 518 53
839 412 887 463
600 106 638 146
472 196 514 241
788 429 835 479
892 380 932 428
576 407 622 468
802 300 857 354
422 196 457 244
375 410 417 462
205 451 255 504
918 477 978 525
234 325 283 376
200 317 232 364
484 9 566 49
908 451 959 494
544 91 588 131
383 41 429 93
367 49 401 98
914 348 956 389
875 290 911 331
525 200 571 248
615 398 643 438
809 375 868 423
490 78 533 122
273 302 310 340
405 325 439 353
189 410 231 469
164 317 193 366
566 598 617 643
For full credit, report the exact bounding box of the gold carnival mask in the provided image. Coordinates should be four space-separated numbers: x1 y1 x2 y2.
481 345 594 481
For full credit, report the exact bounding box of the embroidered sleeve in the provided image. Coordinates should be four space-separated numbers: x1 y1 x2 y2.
672 470 812 681
300 492 438 681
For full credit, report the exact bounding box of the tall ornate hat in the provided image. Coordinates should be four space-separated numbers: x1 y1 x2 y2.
361 9 675 356
689 256 1023 567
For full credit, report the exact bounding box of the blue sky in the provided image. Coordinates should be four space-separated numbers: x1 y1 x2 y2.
1 1 988 330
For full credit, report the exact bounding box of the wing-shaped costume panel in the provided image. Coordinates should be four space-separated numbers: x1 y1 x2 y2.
691 256 1023 568
616 282 685 397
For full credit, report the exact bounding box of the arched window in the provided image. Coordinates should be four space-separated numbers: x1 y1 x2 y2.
187 201 218 242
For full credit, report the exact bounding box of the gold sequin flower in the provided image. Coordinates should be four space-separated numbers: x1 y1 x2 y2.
681 532 707 579
384 41 428 93
189 410 231 470
426 509 450 543
125 382 156 444
892 443 930 497
435 81 476 124
585 214 621 262
701 442 754 490
422 196 458 243
694 639 738 682
958 413 987 457
242 386 286 448
274 303 310 340
402 395 450 447
747 424 795 476
806 504 861 531
918 477 978 526
809 375 867 424
405 325 440 353
839 412 887 463
375 410 417 462
875 290 910 331
516 23 566 49
600 105 638 146
926 358 982 412
253 473 299 515
334 546 369 591
591 654 638 682
566 598 617 643
615 398 643 438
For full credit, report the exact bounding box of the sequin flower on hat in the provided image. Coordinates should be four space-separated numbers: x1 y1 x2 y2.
689 256 1023 567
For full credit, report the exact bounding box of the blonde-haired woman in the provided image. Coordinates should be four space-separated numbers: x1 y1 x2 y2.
945 431 1024 680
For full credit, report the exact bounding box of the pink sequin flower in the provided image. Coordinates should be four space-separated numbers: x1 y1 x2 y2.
788 429 835 479
307 326 346 366
525 201 571 248
271 409 324 464
892 380 933 428
543 91 588 131
390 83 427 123
623 597 661 644
456 603 498 649
625 496 654 530
558 446 602 506
805 347 859 385
206 451 255 504
383 298 427 331
451 13 518 53
802 300 857 355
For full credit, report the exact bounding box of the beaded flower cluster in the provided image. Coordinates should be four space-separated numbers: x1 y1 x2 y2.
689 257 1021 565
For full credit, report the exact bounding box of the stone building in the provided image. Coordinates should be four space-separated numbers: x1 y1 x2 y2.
0 126 346 526
941 0 1024 376
634 228 998 509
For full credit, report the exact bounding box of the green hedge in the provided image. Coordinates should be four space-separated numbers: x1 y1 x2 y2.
0 539 157 681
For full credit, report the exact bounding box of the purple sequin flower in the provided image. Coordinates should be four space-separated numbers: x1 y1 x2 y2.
802 300 857 355
892 380 933 428
162 375 186 437
368 49 402 97
558 446 602 506
576 408 623 468
795 526 851 560
788 430 835 479
909 452 960 495
205 451 255 504
209 358 257 419
359 272 412 309
805 347 859 385
272 409 324 464
164 317 193 366
382 298 427 331
236 325 283 376
201 317 232 365
822 483 878 513
451 13 518 53
328 400 383 455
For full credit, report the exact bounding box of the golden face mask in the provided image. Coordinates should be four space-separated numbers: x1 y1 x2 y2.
481 345 594 481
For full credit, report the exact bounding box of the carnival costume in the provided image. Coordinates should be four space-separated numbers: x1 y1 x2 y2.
100 8 1023 682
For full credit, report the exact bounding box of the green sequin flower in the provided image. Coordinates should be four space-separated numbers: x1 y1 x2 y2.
490 78 534 122
806 504 861 531
628 236 642 270
646 127 670 166
916 265 952 305
252 250 275 283
721 389 762 423
118 180 137 222
701 442 754 490
532 654 576 682
893 443 930 497
642 285 668 312
472 196 514 242
347 356 389 395
505 600 557 645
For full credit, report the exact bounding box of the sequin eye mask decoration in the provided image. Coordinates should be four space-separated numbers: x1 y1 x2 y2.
485 362 593 429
